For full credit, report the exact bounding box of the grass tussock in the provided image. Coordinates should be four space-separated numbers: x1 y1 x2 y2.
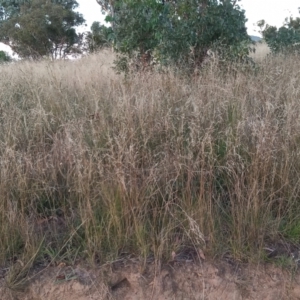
1 50 300 278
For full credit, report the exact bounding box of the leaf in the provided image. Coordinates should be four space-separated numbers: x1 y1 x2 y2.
105 15 114 23
171 251 176 261
56 274 66 281
198 249 206 260
57 262 66 268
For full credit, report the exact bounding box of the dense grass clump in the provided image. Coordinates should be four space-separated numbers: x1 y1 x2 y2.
1 50 300 277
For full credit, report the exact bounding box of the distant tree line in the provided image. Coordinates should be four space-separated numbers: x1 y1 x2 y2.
0 0 253 70
1 0 300 68
11 0 300 73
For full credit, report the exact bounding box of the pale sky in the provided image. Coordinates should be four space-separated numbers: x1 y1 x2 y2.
75 0 106 32
1 0 300 56
240 0 300 36
76 0 300 36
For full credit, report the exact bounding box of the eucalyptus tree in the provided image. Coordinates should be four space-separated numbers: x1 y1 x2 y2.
0 0 85 59
96 0 251 72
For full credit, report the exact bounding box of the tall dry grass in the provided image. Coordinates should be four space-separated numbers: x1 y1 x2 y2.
250 41 271 62
0 50 300 278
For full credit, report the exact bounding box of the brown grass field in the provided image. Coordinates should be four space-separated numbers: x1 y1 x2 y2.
1 48 300 295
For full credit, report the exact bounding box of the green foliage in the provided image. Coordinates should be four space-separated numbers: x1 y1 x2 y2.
259 17 300 54
0 0 85 59
86 21 114 52
158 0 251 68
0 50 11 63
97 0 251 73
0 0 20 22
111 0 164 70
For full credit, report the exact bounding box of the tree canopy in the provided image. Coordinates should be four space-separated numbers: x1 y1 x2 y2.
0 0 85 59
96 0 250 72
85 21 114 52
258 16 300 54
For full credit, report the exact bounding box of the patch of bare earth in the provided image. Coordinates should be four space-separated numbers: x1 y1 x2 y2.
1 259 300 300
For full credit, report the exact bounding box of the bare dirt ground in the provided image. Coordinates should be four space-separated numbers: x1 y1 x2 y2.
1 258 300 300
